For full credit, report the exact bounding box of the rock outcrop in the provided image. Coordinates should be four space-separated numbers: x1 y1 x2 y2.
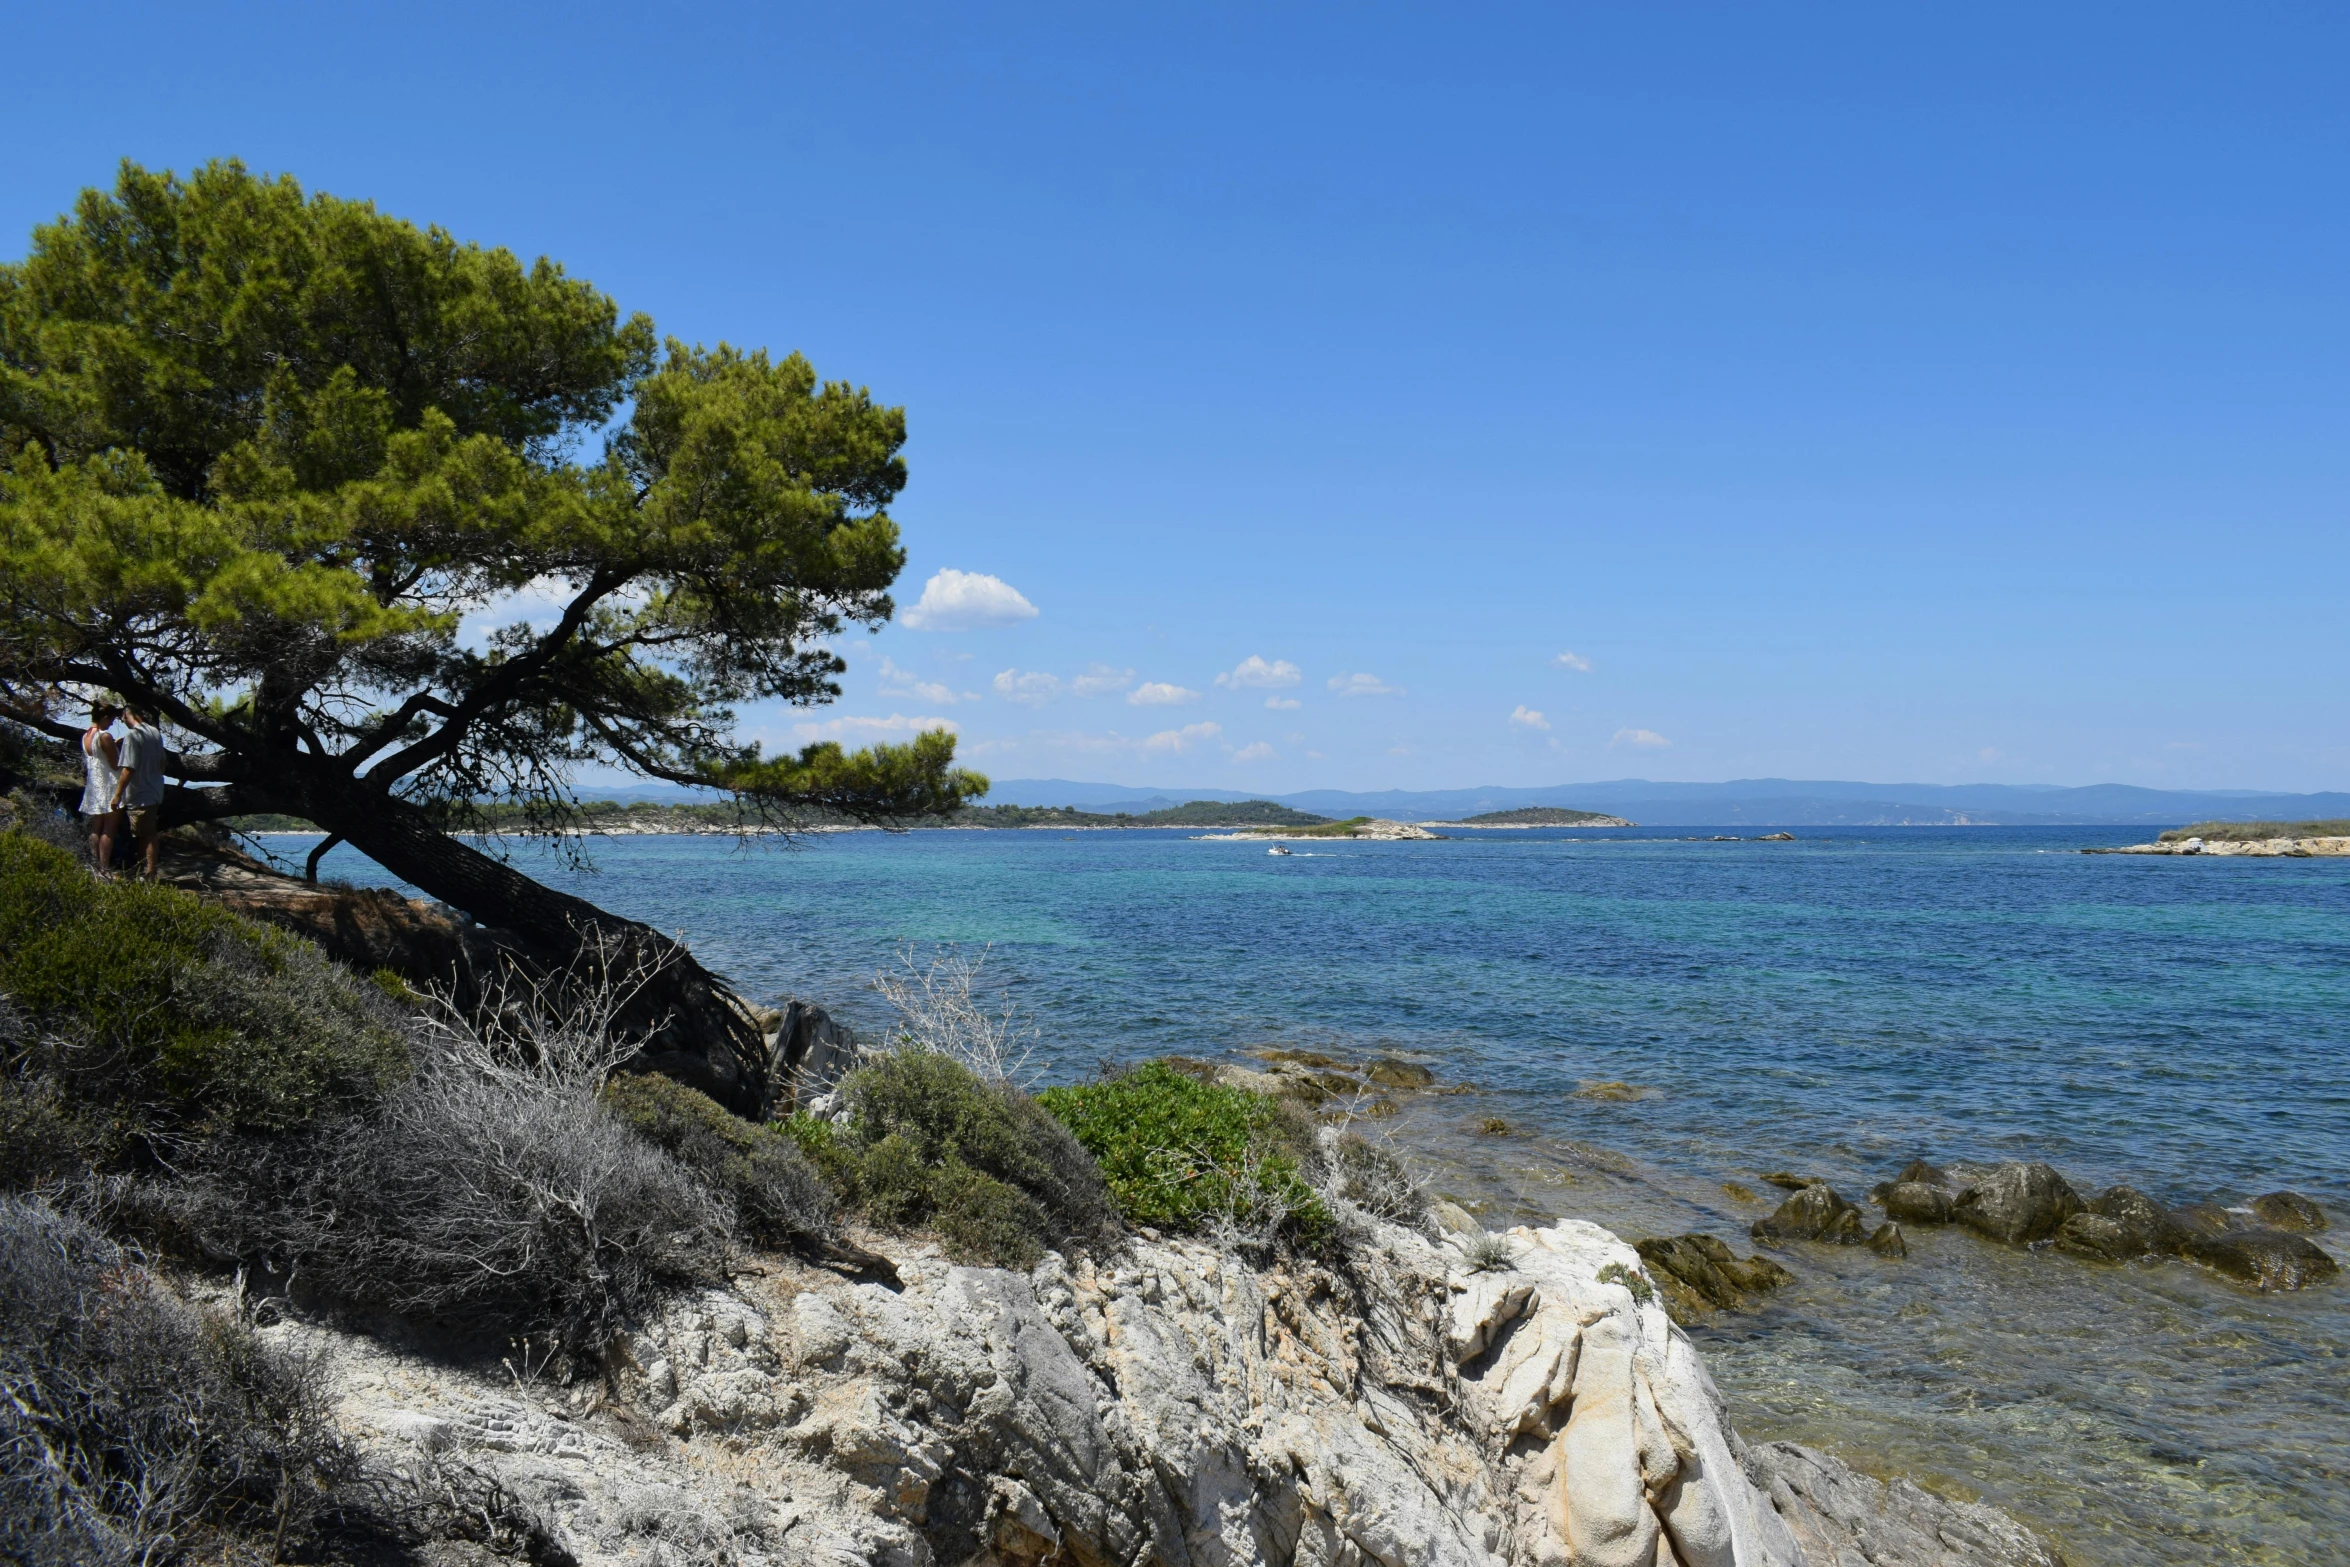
295 1213 2062 1566
1634 1234 1797 1318
1948 1164 2082 1246
2093 835 2350 857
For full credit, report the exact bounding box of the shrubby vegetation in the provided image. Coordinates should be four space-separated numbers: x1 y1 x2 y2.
603 1070 835 1252
0 834 408 1149
1039 1061 1335 1248
790 1051 1115 1269
0 803 1432 1557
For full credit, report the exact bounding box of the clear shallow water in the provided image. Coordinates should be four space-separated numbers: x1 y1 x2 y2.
294 825 2350 1565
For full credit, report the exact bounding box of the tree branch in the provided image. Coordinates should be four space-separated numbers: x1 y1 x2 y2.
362 569 626 788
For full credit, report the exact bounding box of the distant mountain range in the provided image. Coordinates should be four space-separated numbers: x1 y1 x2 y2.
959 777 2350 827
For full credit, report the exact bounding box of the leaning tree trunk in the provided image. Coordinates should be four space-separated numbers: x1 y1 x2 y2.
188 767 776 1117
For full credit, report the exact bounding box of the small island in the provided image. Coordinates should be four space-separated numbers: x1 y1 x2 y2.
1203 816 1442 841
1431 806 1637 828
2092 819 2350 857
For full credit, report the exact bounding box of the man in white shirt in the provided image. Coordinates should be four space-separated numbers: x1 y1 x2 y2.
110 703 170 883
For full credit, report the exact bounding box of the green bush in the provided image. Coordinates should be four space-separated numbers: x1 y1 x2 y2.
602 1071 834 1250
0 835 408 1145
787 1051 1115 1270
1038 1061 1331 1247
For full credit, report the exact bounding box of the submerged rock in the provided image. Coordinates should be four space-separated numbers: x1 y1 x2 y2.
2052 1212 2139 1262
2183 1228 2342 1292
2086 1186 2183 1254
1745 1441 2065 1567
1366 1057 1435 1089
1633 1233 1796 1316
1876 1180 1956 1224
2251 1190 2329 1233
1753 1183 1867 1245
1868 1222 1908 1258
1950 1162 2083 1245
1894 1159 1952 1187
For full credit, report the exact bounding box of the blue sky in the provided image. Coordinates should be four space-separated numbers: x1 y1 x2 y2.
7 4 2346 792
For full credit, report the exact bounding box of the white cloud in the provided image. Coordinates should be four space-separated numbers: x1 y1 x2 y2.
1263 695 1301 710
1328 672 1401 698
1216 655 1302 690
1232 741 1275 763
1610 727 1671 749
1127 682 1201 707
900 568 1039 631
1141 722 1222 754
877 655 975 705
791 713 959 741
1552 650 1593 672
1509 705 1551 731
1069 663 1135 697
456 573 582 646
993 668 1063 706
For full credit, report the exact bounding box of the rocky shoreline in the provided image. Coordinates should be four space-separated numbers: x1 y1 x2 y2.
1746 1159 2337 1292
289 1208 2062 1567
2088 835 2350 857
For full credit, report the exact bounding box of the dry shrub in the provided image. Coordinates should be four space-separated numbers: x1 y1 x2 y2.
0 1196 354 1566
872 943 1038 1086
194 953 732 1354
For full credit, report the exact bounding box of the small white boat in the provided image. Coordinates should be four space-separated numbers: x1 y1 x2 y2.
1267 845 1293 856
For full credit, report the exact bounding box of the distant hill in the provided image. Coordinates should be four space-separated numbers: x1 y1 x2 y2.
984 777 2350 827
1451 807 1635 827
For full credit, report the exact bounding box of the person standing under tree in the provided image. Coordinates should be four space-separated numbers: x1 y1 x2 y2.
109 703 169 883
78 699 122 876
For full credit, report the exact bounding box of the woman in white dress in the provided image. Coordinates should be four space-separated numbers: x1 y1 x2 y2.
79 700 123 876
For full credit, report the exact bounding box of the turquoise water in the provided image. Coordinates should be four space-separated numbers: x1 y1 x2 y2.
299 825 2349 1565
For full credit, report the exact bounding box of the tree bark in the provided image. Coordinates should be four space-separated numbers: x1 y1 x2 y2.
173 767 776 1118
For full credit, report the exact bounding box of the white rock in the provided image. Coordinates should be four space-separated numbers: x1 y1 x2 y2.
298 1213 2054 1567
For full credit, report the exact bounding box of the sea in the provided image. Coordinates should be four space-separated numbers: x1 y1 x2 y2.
293 823 2350 1567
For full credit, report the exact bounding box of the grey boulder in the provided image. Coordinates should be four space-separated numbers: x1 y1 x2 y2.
1875 1180 1955 1225
2085 1185 2184 1254
2052 1213 2138 1262
1753 1183 1867 1245
1950 1162 2083 1246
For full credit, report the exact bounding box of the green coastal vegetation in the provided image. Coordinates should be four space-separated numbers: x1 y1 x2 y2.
2160 819 2350 842
1453 806 1630 826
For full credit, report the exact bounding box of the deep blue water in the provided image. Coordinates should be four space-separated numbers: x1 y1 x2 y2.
293 824 2350 1565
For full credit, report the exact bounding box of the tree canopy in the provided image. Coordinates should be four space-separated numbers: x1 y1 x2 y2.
0 160 986 1111
0 158 981 825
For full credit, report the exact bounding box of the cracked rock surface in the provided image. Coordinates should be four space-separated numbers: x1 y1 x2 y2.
292 1215 2061 1566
